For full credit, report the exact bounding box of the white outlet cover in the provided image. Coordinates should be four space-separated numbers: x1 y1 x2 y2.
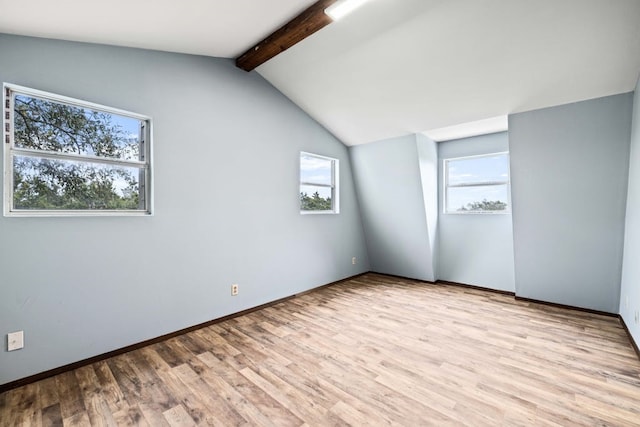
8 331 24 351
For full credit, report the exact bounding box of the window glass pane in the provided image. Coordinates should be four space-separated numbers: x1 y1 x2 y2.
300 184 332 211
447 154 509 185
300 154 332 185
446 184 509 213
13 94 143 161
13 156 143 210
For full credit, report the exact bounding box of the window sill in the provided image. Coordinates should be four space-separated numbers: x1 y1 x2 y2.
5 210 153 217
442 211 511 215
300 210 339 215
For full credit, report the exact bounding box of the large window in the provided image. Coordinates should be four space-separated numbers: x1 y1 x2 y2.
444 152 510 213
3 84 152 216
300 152 339 214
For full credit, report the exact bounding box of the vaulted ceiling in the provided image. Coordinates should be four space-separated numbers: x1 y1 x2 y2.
1 0 639 146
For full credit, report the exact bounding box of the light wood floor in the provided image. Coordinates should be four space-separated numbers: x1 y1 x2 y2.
2 273 640 426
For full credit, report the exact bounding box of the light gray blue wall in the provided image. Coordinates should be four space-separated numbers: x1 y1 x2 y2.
510 93 633 313
351 134 436 281
437 132 516 292
416 134 439 278
620 78 640 344
0 34 370 385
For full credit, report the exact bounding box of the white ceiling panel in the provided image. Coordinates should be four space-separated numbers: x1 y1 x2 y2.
0 0 316 58
1 0 639 146
258 0 640 145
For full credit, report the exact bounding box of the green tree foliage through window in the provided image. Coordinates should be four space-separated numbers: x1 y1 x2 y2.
299 152 338 213
300 191 332 211
5 87 150 213
13 157 140 210
457 199 507 212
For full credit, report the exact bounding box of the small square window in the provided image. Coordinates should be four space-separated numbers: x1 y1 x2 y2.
3 83 152 216
300 152 339 214
444 153 510 214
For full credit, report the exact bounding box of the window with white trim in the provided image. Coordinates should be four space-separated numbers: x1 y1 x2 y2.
299 152 339 214
3 84 152 216
444 152 510 213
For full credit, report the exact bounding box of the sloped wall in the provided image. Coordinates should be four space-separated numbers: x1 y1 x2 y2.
620 77 640 343
351 134 437 281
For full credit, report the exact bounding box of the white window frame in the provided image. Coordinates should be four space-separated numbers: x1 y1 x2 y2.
3 83 153 217
443 151 511 215
300 151 339 215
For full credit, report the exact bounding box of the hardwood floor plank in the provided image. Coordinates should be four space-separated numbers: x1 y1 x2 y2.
38 377 60 410
173 362 247 425
41 402 63 427
574 393 640 427
328 400 374 426
124 352 176 412
54 372 84 421
195 359 279 427
138 402 170 427
74 366 117 427
154 340 190 369
310 375 414 425
162 405 195 427
237 367 306 425
82 394 118 427
91 362 127 415
62 411 91 426
104 357 143 408
2 273 640 426
111 405 149 427
138 348 217 426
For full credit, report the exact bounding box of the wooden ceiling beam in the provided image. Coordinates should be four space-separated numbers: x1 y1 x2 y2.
236 0 338 72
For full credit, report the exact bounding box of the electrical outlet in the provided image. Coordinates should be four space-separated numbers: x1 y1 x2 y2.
231 284 239 296
635 310 639 325
8 331 24 351
352 257 357 265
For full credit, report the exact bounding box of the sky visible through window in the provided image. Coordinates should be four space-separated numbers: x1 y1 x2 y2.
112 114 142 143
104 115 143 195
446 154 510 212
15 95 143 161
300 154 332 199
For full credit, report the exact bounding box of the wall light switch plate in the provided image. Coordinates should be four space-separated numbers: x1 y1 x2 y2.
8 331 24 351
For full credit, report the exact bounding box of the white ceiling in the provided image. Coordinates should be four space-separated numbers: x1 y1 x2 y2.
0 0 317 58
258 0 640 145
1 0 639 146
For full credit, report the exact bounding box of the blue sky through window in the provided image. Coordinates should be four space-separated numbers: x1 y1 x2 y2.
447 154 509 185
446 153 510 212
14 94 143 161
300 154 332 185
300 154 332 199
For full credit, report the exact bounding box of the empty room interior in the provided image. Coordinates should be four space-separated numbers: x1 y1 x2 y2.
2 0 640 425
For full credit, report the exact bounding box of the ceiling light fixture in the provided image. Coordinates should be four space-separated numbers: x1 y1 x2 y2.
325 0 370 21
